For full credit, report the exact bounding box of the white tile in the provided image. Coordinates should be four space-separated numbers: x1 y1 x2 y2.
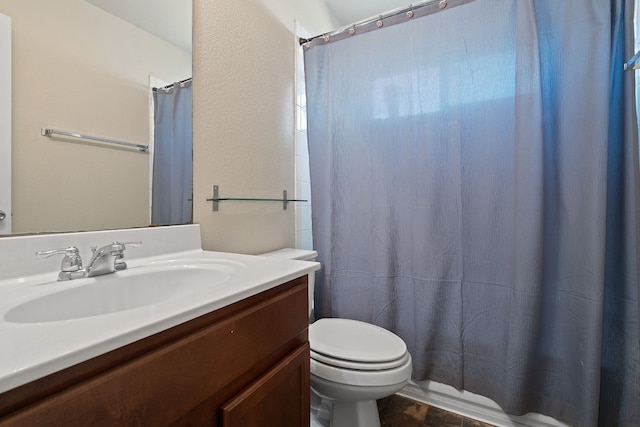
295 105 302 131
295 181 311 205
296 131 309 158
296 105 307 131
296 154 311 182
296 230 314 250
296 205 312 231
296 81 307 108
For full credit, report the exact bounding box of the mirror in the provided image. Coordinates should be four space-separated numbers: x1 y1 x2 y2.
0 0 192 235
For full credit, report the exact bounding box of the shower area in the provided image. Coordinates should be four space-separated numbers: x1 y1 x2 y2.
151 79 193 226
300 0 640 426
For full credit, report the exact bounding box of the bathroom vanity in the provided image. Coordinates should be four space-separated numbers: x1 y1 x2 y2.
0 225 319 426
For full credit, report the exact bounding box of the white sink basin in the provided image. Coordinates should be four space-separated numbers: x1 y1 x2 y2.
4 260 241 323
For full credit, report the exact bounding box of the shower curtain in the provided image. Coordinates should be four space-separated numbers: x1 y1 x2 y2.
304 1 640 426
151 81 193 225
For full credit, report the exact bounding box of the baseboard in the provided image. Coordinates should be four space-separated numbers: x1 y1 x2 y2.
397 380 569 427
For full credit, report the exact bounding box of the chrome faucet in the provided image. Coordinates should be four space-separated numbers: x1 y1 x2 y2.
37 241 142 281
85 241 142 277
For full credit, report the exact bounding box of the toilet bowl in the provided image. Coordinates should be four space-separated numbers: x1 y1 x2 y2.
310 317 412 427
260 249 412 427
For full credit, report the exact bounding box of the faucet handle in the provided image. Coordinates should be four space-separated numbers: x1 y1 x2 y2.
119 241 142 248
110 241 142 254
105 241 142 252
36 246 83 271
90 241 142 254
112 241 142 271
36 246 84 280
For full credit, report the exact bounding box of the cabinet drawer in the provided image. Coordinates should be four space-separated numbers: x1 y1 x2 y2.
221 343 310 427
0 281 308 426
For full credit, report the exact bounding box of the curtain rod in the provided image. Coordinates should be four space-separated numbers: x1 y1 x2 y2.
299 0 476 48
153 77 192 92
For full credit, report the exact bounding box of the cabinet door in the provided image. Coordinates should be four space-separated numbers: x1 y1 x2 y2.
221 343 310 427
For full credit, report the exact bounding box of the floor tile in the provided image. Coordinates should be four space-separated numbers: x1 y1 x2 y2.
377 394 495 427
378 394 428 426
423 406 464 427
461 419 495 427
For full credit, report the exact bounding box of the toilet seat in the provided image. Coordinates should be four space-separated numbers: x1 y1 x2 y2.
311 352 412 387
309 318 412 387
309 318 407 363
310 349 410 371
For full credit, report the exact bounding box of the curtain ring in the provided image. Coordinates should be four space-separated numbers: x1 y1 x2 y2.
439 0 447 9
348 27 356 35
376 17 383 28
304 41 311 49
323 34 330 42
406 6 414 18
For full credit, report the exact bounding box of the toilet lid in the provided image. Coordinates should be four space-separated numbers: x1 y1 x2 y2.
309 318 407 364
310 349 410 371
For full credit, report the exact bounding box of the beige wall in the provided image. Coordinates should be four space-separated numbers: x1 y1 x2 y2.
255 0 338 38
2 0 190 233
192 0 336 254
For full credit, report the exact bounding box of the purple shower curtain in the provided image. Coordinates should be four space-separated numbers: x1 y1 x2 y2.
152 81 192 225
304 1 640 425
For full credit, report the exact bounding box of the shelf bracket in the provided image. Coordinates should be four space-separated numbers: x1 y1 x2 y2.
211 185 220 211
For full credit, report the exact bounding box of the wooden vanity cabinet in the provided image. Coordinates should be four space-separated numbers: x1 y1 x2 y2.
0 277 310 427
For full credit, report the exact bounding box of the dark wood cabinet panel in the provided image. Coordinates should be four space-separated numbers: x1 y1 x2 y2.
221 343 310 427
0 277 309 427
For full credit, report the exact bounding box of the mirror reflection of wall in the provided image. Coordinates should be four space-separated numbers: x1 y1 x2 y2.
0 0 191 235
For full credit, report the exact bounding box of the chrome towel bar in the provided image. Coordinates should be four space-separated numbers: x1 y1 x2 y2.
41 128 149 152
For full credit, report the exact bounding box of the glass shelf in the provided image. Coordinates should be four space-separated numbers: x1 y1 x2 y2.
206 186 307 211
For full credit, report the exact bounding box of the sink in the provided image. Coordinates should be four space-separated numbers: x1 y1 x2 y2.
4 260 240 323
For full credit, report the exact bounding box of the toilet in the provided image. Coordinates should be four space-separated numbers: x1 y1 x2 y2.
260 249 412 427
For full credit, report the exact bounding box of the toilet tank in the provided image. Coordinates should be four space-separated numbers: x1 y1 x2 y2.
259 248 318 322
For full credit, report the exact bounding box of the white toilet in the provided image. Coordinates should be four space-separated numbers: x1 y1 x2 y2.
260 249 412 427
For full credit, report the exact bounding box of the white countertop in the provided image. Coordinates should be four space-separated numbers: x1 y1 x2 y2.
0 225 319 394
